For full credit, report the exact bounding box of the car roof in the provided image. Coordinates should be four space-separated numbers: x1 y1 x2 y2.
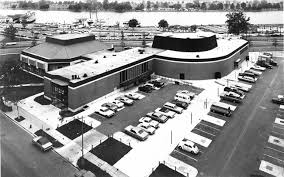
38 137 50 145
183 140 195 146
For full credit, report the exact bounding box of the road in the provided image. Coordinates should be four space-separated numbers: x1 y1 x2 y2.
194 57 284 176
1 112 78 177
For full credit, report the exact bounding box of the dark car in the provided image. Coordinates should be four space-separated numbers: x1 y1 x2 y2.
101 103 119 112
138 85 152 93
148 80 165 88
272 95 284 105
172 100 189 109
256 61 273 69
224 86 245 97
269 59 278 66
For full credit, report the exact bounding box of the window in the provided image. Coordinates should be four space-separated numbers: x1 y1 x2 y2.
180 73 185 80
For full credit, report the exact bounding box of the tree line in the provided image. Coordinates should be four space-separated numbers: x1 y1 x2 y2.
12 0 283 12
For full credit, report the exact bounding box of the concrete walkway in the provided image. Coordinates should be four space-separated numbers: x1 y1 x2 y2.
0 83 44 88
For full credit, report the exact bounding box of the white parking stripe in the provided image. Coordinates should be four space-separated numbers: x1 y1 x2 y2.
264 154 284 163
194 128 216 137
199 122 221 131
265 146 284 154
174 150 198 162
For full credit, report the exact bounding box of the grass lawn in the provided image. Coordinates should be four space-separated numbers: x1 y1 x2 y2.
89 137 132 165
0 69 43 86
1 86 43 102
34 129 63 148
149 164 185 177
77 157 111 177
15 116 25 122
56 119 92 140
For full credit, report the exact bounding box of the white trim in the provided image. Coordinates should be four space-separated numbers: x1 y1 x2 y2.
44 95 52 100
22 69 44 79
68 59 153 90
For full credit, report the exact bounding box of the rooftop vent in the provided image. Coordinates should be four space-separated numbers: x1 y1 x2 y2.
138 49 145 54
103 56 106 58
94 60 98 64
196 55 200 58
83 73 88 78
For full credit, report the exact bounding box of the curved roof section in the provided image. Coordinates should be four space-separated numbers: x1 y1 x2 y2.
152 32 217 52
23 35 111 60
154 38 248 62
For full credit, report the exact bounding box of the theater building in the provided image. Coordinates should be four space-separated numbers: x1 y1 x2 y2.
43 32 249 111
20 34 111 77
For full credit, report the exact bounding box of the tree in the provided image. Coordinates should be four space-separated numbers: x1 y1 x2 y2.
226 11 250 35
128 18 139 29
21 17 28 28
103 0 109 10
230 3 235 10
146 1 151 10
272 38 278 49
236 3 241 9
241 2 246 10
200 2 206 10
158 19 169 31
191 25 197 32
135 3 144 11
4 24 18 40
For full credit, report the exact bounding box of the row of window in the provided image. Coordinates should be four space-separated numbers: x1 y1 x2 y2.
120 62 149 83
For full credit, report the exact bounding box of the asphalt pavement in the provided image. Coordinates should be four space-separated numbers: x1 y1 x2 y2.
1 112 78 177
192 57 284 177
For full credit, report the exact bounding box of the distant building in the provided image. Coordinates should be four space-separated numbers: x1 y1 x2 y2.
42 32 249 111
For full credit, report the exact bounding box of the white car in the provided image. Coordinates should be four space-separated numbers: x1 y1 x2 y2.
95 107 115 118
139 117 159 128
124 125 149 141
116 96 134 106
178 139 199 155
125 93 140 100
155 107 176 118
163 102 183 114
177 90 195 100
32 136 53 151
112 100 124 108
238 75 255 83
138 122 156 135
252 65 266 71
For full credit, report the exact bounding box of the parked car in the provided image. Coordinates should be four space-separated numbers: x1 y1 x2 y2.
95 107 115 118
138 85 152 93
115 96 134 106
124 125 149 141
238 75 255 83
220 91 243 103
163 102 183 114
144 83 155 90
256 61 273 69
139 117 159 128
137 122 156 135
146 112 168 123
148 80 165 88
238 72 256 79
174 93 191 104
247 69 262 76
269 59 278 66
210 102 232 117
101 103 119 112
230 84 250 92
172 100 189 109
32 136 53 151
251 65 266 71
224 86 245 97
125 93 140 100
272 95 284 105
155 107 176 118
177 90 195 100
112 100 124 108
178 139 199 155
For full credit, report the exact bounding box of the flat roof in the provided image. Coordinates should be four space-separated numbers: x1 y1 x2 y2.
155 38 247 60
157 32 214 39
48 47 163 83
50 34 89 40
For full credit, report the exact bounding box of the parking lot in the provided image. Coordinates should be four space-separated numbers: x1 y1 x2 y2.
89 83 203 136
167 57 284 177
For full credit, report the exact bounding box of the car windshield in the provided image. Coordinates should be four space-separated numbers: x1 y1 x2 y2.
38 137 49 145
138 130 144 134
